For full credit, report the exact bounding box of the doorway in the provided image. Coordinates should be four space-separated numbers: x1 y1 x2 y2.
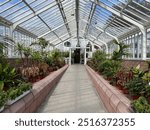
74 49 80 64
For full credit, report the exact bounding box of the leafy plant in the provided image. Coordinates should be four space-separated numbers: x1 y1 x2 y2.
7 82 31 100
62 51 69 58
0 43 7 65
18 82 32 92
38 62 49 76
23 47 32 67
131 96 150 113
111 40 129 60
30 38 48 54
144 85 150 97
15 43 24 63
131 65 144 78
23 47 32 58
50 49 65 68
45 54 53 66
7 88 19 100
98 60 121 78
0 81 4 91
91 50 107 70
31 51 42 66
0 91 7 109
142 71 150 83
146 60 150 69
125 77 146 96
0 63 19 90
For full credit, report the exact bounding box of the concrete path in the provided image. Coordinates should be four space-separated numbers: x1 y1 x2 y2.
37 65 106 113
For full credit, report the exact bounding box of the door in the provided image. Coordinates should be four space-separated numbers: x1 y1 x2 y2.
74 49 80 63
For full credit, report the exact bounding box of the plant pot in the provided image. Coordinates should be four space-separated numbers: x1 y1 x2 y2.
0 106 4 112
6 90 31 105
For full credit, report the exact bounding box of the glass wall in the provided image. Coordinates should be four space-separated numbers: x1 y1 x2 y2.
0 23 36 58
147 28 150 58
120 31 143 59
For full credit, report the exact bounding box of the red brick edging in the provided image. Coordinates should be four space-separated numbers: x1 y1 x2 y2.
85 65 131 113
2 65 69 113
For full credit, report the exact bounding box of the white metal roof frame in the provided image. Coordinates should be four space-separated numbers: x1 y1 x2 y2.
0 0 150 48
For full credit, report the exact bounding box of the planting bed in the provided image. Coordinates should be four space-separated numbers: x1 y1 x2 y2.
86 65 131 113
1 65 68 113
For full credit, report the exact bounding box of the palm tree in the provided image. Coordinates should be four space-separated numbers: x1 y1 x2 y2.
0 42 7 65
23 47 32 67
30 38 49 54
15 43 25 66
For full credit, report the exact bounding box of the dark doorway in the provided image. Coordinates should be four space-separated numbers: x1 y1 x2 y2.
74 49 80 64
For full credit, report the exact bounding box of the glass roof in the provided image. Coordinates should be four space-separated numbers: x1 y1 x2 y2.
0 0 150 46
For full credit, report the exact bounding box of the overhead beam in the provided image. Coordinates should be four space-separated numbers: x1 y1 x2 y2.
51 30 77 45
13 0 65 28
89 34 108 54
92 0 133 41
20 0 62 42
56 0 71 36
38 18 75 38
91 0 144 30
84 2 96 37
82 19 118 40
0 16 37 38
0 0 11 7
54 37 72 47
75 0 79 45
88 39 102 48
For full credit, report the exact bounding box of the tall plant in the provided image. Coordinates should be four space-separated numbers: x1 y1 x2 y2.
23 47 32 67
0 43 7 65
31 51 42 66
30 38 49 54
91 50 107 70
15 43 25 65
111 40 129 60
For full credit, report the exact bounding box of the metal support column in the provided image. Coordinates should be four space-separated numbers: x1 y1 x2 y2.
141 28 147 60
69 48 72 65
84 48 86 65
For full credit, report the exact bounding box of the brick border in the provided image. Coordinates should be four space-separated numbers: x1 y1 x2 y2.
85 65 131 113
2 65 68 113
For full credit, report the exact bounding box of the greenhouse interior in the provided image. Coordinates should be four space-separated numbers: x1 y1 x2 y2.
0 0 150 113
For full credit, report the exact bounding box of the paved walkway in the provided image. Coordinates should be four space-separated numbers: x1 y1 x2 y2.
37 65 106 113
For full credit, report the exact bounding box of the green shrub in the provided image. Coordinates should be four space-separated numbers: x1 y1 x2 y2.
98 60 121 78
7 82 31 100
0 91 7 109
91 50 107 70
131 96 150 113
125 77 146 96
